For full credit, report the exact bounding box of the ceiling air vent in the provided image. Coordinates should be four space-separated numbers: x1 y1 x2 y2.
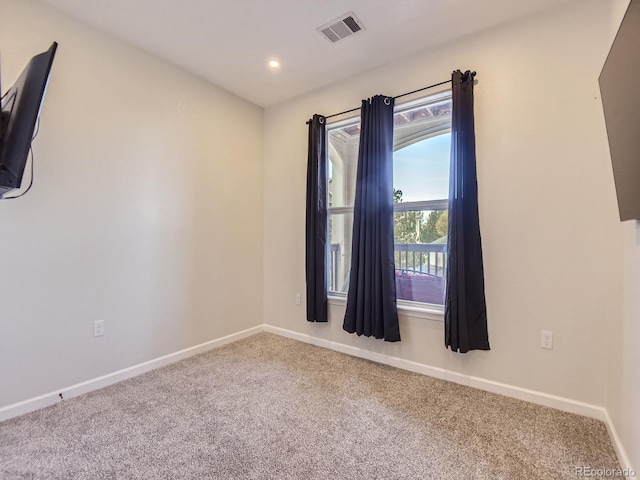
318 12 365 44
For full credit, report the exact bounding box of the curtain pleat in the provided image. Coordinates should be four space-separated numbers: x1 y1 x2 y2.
305 114 328 323
343 96 400 342
445 70 490 352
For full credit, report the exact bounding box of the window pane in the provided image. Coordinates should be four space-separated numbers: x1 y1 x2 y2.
328 212 353 293
393 133 450 202
395 267 446 305
394 209 447 306
326 92 452 307
328 123 360 208
392 98 451 306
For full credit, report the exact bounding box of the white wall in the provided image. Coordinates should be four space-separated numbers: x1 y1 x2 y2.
2 0 637 469
600 2 640 469
264 0 625 410
0 0 263 407
610 222 640 468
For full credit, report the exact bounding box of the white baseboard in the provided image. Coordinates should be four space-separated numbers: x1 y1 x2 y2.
602 409 635 477
0 325 263 423
1 322 633 476
263 324 634 475
262 325 605 418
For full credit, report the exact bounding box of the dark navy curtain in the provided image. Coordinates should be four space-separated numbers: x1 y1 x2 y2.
305 114 328 323
343 96 400 342
445 70 490 352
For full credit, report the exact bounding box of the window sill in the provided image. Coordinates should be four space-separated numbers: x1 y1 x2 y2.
327 294 444 322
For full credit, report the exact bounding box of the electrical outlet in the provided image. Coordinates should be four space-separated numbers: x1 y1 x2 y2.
295 293 301 305
94 319 104 337
541 330 553 349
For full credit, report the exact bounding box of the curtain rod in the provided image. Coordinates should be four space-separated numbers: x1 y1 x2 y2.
306 71 476 125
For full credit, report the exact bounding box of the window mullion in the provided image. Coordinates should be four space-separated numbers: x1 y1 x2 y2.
328 206 354 215
393 199 448 212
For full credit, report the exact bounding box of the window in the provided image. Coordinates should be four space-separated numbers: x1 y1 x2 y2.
327 91 452 306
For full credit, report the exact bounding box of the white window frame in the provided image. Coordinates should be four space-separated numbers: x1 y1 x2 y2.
326 91 452 322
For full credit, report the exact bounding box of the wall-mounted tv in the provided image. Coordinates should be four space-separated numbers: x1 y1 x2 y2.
599 0 640 221
0 42 58 198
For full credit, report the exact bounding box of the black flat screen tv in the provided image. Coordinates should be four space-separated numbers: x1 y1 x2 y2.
599 0 640 221
0 42 57 198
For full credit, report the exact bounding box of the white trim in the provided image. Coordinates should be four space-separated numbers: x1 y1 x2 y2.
329 294 444 322
602 409 636 478
263 325 605 419
0 325 263 423
1 322 633 476
328 199 448 216
392 199 448 212
396 300 444 321
395 89 452 113
264 324 635 474
327 293 347 303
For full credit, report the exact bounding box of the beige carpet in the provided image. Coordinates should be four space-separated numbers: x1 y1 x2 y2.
0 332 620 479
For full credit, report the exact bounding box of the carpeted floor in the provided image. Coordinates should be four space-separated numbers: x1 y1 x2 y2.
0 332 620 479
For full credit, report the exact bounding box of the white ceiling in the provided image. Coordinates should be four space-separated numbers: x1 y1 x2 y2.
38 0 573 107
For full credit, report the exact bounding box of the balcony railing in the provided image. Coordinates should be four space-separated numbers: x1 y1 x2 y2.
394 243 447 276
329 242 447 305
